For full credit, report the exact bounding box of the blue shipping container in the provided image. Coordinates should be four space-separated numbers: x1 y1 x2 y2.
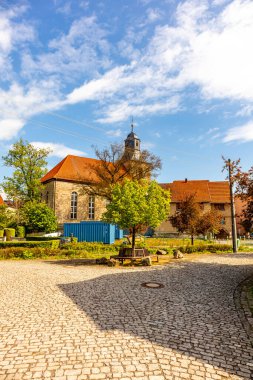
115 225 123 239
64 221 115 244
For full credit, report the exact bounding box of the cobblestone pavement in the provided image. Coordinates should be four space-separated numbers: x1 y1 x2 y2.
0 254 253 380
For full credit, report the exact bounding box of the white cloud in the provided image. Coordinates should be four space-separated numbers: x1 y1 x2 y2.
106 129 122 137
22 16 110 82
1 0 253 135
66 0 253 123
55 1 72 15
96 97 180 123
31 142 86 158
0 119 25 140
207 127 219 134
223 122 253 143
146 8 163 23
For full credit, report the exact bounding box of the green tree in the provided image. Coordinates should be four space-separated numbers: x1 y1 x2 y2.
20 202 57 233
2 139 50 203
103 180 170 253
0 205 11 230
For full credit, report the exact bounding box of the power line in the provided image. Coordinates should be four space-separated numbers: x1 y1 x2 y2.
45 111 105 132
28 120 107 146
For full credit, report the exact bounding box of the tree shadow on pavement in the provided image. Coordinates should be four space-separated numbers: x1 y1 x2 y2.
58 254 253 379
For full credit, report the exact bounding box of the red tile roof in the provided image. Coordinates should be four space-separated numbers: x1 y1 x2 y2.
42 156 230 205
0 195 4 205
160 180 230 203
41 155 103 183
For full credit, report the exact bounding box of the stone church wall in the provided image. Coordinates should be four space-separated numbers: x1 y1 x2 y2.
42 180 107 225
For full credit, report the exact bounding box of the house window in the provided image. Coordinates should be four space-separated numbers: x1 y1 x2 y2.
176 203 181 210
89 195 95 220
214 203 225 211
46 191 49 205
71 192 77 219
221 217 226 225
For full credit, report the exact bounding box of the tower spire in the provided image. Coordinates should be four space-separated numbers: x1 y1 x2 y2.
124 118 141 160
131 116 134 132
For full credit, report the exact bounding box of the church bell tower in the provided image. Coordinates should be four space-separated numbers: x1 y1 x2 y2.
124 120 141 160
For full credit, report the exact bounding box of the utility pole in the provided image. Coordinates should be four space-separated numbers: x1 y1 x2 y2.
228 159 237 253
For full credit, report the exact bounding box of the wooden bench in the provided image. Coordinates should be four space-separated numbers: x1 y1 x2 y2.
111 247 159 264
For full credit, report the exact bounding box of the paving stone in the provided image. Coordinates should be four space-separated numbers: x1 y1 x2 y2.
0 254 253 379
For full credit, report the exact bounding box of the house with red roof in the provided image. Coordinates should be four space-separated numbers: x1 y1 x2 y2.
157 179 231 237
41 128 233 236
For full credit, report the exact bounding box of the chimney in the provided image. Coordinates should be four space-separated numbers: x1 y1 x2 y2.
185 178 188 183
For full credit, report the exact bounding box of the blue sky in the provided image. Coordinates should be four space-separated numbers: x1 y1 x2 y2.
0 0 253 196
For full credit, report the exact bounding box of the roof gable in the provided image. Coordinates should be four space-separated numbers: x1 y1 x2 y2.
41 155 102 184
0 195 4 205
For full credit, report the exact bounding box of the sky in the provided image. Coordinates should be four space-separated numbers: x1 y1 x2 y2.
0 0 253 197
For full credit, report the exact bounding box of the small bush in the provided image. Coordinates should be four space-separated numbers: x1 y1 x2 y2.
4 228 15 241
16 226 26 238
0 229 4 238
21 250 34 259
51 240 60 249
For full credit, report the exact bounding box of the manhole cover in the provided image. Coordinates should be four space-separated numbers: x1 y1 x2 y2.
141 282 164 289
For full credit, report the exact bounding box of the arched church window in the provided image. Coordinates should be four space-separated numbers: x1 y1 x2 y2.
89 195 95 220
71 192 77 219
46 191 49 204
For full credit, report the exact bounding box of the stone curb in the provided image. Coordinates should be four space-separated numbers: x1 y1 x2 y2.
234 274 253 345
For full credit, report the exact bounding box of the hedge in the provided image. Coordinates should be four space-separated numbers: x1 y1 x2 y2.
178 244 232 253
0 247 62 260
0 240 58 248
62 241 120 254
26 236 61 241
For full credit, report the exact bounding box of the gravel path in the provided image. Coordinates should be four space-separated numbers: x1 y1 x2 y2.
0 254 253 380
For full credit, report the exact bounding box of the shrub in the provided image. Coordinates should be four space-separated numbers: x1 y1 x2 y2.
16 226 26 238
21 250 34 259
51 240 60 249
0 240 56 248
4 228 15 241
0 229 4 238
20 202 57 233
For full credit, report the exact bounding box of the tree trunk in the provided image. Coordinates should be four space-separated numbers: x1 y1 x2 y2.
132 226 136 256
191 234 194 245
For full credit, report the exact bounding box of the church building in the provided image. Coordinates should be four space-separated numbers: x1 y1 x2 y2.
41 127 232 236
41 126 142 225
